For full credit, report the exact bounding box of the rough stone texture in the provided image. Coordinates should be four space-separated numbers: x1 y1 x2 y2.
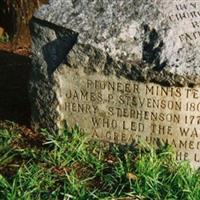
29 19 78 130
33 0 200 86
30 0 200 168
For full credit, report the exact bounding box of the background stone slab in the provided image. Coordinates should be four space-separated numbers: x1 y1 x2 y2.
33 0 200 85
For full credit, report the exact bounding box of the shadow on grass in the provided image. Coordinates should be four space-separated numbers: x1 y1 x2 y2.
0 50 31 126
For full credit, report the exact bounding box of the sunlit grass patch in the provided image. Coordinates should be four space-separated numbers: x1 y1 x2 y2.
0 124 199 199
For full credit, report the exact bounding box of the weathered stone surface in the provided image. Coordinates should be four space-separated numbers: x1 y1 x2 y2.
30 0 200 168
34 0 200 85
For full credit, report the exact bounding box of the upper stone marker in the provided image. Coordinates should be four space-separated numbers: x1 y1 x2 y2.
34 0 200 85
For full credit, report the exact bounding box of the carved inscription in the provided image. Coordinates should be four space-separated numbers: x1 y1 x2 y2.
166 1 200 42
57 70 200 168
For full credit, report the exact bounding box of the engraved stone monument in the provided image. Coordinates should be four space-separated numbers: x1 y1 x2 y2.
30 0 200 168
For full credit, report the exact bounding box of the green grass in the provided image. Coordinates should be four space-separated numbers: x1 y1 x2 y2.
0 123 199 199
0 33 9 43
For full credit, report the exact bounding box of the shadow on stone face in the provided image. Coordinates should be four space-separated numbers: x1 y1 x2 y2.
142 24 167 71
0 50 31 126
29 17 78 77
42 34 77 76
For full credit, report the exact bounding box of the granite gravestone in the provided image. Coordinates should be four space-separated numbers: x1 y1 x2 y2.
30 0 200 168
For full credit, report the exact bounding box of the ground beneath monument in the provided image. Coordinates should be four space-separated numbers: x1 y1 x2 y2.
0 43 31 126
